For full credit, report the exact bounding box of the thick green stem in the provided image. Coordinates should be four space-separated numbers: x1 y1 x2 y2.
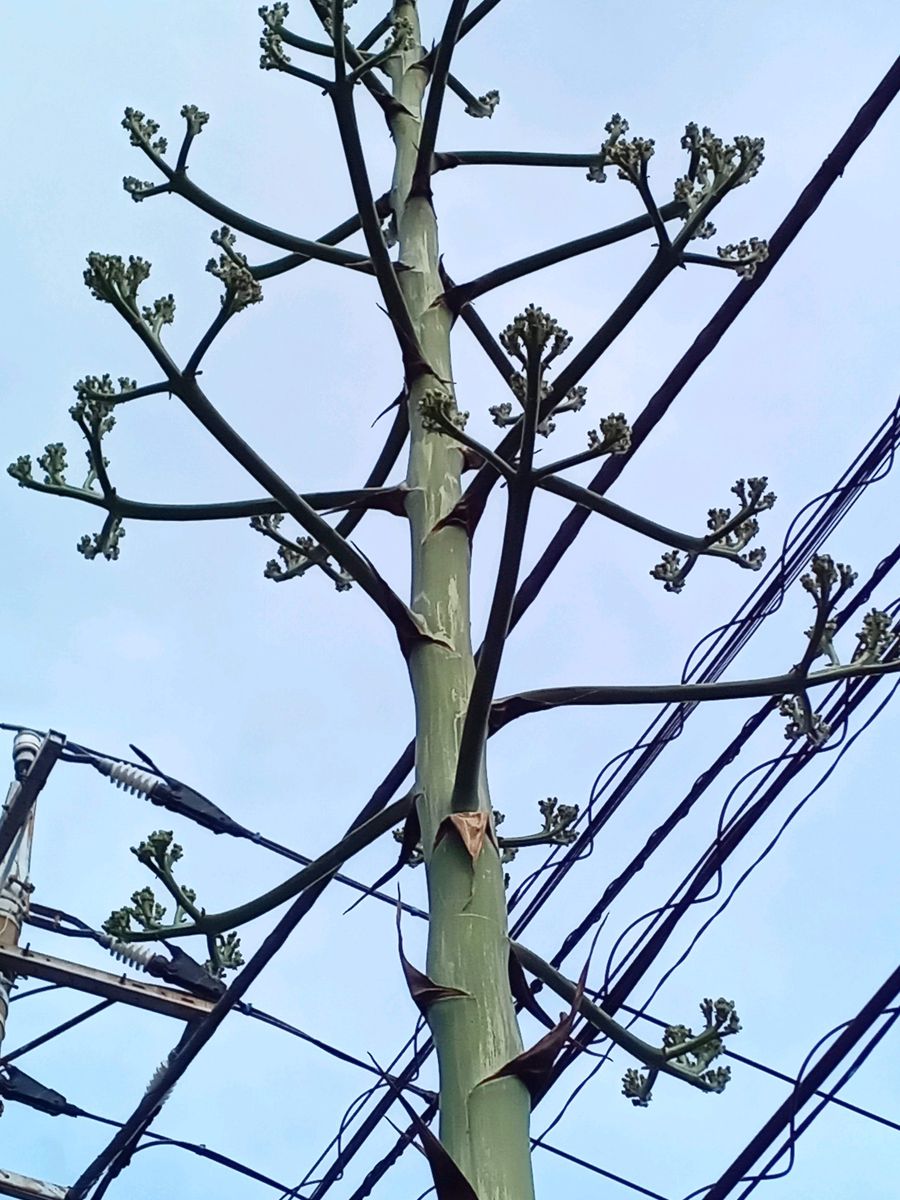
389 10 534 1199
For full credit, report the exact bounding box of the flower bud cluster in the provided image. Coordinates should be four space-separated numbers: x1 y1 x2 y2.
122 108 168 155
677 123 765 202
260 26 291 70
538 796 579 844
587 412 632 456
605 134 656 185
141 295 177 336
133 829 183 872
623 997 739 1104
388 15 415 52
852 608 894 665
70 391 116 442
77 517 125 562
587 113 633 183
419 387 468 433
622 1067 653 1107
650 549 688 593
717 237 769 279
254 517 351 590
778 695 831 745
465 89 500 119
259 2 289 30
801 554 857 605
500 305 571 366
123 176 156 202
207 244 263 313
84 253 151 312
180 103 209 137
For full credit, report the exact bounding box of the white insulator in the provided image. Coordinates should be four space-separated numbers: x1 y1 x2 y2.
12 731 43 781
145 1051 177 1106
106 760 162 799
99 932 156 971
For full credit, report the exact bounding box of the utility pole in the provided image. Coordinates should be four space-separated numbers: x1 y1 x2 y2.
0 732 73 1200
0 732 45 1050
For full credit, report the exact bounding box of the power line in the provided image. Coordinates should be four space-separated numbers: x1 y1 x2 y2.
693 978 900 1200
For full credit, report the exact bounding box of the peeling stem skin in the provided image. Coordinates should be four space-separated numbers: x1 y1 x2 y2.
389 11 534 1200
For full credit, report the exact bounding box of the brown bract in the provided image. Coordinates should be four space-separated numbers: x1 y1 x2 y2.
434 811 495 861
479 963 587 1102
396 902 470 1016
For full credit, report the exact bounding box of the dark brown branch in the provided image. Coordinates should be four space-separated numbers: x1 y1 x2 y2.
251 192 392 280
14 478 408 522
176 373 426 650
357 13 392 52
489 657 900 732
507 53 900 636
455 251 677 533
434 150 599 170
410 0 471 199
330 83 430 382
457 0 504 40
536 474 761 568
128 131 370 269
452 344 542 810
448 201 685 307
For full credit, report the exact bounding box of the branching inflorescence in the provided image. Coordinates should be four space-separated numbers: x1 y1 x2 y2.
11 9 900 1200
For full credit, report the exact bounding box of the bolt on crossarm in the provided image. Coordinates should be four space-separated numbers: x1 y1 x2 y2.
388 7 534 1198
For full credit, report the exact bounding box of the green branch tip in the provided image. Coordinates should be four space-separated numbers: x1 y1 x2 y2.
77 518 125 562
500 304 572 367
495 797 579 863
651 475 775 592
251 514 352 589
465 89 499 118
122 107 168 155
74 374 137 405
419 387 469 433
717 237 769 278
623 996 740 1105
180 103 209 136
258 2 289 30
259 25 292 71
207 228 263 312
105 828 244 978
587 412 632 455
588 114 655 187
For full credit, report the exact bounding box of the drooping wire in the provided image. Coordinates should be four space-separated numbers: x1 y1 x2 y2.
509 396 900 933
728 1008 900 1200
679 1005 900 1200
538 662 899 1103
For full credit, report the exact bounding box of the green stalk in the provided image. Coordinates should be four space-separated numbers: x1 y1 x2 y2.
388 8 534 1198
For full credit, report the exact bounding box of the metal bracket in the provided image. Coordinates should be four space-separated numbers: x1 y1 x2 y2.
0 947 215 1022
0 1168 68 1199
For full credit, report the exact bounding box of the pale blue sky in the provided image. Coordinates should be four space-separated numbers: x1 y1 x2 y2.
3 3 900 1198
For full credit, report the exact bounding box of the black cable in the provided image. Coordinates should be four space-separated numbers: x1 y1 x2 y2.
9 983 62 1003
730 1009 900 1200
680 988 900 1200
0 999 113 1066
537 1139 671 1199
